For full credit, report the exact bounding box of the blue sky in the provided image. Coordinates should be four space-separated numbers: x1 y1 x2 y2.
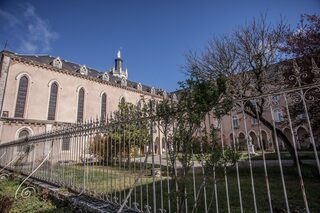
0 0 319 92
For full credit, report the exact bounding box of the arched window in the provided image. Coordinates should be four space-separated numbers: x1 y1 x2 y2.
17 129 30 152
137 100 142 110
62 136 70 151
101 93 107 120
232 115 239 128
77 88 85 122
47 82 58 120
120 97 125 105
19 129 29 139
14 76 29 118
274 109 283 123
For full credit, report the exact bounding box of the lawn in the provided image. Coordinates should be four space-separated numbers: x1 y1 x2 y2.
126 165 320 213
0 179 71 213
24 160 320 212
249 151 320 161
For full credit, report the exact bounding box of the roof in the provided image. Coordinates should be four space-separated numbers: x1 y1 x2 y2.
1 50 170 97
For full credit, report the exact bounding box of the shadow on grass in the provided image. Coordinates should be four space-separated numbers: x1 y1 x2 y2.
113 164 320 213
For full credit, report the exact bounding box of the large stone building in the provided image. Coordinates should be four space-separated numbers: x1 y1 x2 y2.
0 49 316 156
0 50 168 147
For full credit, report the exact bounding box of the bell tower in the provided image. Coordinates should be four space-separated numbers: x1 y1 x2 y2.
110 50 128 80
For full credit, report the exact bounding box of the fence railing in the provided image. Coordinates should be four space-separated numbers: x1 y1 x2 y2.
1 60 320 213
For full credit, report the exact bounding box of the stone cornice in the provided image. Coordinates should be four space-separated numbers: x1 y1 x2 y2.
0 117 72 126
5 52 163 99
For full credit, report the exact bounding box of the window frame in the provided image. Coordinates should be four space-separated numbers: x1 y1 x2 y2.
47 82 59 120
274 109 283 123
101 93 107 120
232 115 239 128
77 88 85 123
14 75 29 118
61 136 71 151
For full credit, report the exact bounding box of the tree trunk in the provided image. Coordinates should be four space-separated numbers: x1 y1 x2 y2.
244 109 301 165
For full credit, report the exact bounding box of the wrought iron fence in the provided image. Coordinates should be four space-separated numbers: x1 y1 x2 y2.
0 59 320 213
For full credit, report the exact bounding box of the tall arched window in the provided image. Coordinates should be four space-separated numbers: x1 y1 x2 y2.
47 82 58 120
274 109 283 123
14 76 29 118
120 97 125 105
101 93 107 120
77 88 85 122
232 115 239 128
17 129 30 151
62 136 70 151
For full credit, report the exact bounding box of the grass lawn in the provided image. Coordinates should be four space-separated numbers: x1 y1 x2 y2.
128 165 320 213
32 163 161 194
24 160 320 213
239 151 320 161
0 179 71 213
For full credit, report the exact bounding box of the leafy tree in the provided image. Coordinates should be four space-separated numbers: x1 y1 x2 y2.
156 76 237 212
90 100 151 164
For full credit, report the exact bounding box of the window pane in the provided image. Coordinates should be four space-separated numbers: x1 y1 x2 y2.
232 116 239 128
274 110 282 122
47 83 58 120
62 137 70 151
101 93 107 119
77 88 85 122
14 76 28 118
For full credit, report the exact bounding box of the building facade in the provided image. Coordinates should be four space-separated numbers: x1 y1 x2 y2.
0 50 317 156
0 50 168 151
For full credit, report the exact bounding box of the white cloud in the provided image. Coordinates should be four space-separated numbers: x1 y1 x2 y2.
0 3 59 53
0 9 21 27
21 4 59 53
20 40 37 52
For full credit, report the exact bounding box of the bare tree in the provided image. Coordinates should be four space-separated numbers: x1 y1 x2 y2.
184 14 301 163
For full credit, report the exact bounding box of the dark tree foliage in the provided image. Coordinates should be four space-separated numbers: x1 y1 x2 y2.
280 14 320 57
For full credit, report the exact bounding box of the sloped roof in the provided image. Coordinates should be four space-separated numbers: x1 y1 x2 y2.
2 50 169 96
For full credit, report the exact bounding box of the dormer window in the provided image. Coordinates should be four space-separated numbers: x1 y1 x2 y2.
162 90 167 99
172 94 177 102
121 78 127 86
52 57 62 69
101 73 109 81
137 83 142 91
79 65 88 75
150 87 155 95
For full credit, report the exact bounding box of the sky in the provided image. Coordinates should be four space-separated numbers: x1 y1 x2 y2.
0 0 319 92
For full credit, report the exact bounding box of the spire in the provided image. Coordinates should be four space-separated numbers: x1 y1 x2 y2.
115 49 123 71
110 49 128 80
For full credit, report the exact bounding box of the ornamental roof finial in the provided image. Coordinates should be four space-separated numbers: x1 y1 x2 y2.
117 49 121 59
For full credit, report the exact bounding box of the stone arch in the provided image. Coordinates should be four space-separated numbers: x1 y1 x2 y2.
119 96 126 104
296 126 310 150
15 126 33 140
155 137 160 154
136 99 144 110
249 131 259 150
283 127 294 147
162 137 167 153
238 132 246 150
261 130 269 150
229 133 236 150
